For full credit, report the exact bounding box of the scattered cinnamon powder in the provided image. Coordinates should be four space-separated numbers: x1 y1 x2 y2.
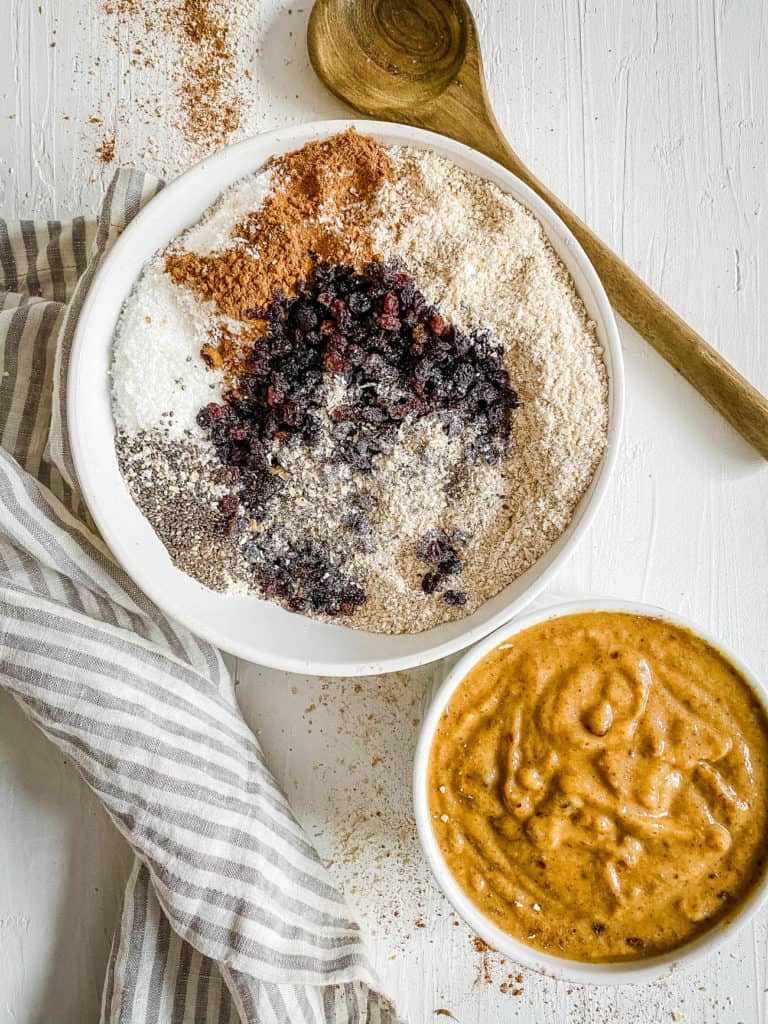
96 135 116 163
174 0 241 148
500 972 525 997
165 129 394 380
106 0 247 150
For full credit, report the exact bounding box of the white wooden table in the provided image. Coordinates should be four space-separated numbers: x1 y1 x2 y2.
2 1 767 1021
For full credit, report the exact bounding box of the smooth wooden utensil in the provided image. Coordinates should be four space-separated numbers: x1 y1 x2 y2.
308 0 768 459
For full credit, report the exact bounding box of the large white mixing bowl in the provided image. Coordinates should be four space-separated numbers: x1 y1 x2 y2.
68 120 623 675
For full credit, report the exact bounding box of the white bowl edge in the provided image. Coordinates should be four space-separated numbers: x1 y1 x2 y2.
412 598 768 985
68 120 625 676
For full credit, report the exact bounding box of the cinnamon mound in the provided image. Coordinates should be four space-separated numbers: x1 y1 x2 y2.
166 129 393 332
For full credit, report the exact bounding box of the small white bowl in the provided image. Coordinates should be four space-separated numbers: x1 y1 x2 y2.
413 599 768 985
68 120 623 676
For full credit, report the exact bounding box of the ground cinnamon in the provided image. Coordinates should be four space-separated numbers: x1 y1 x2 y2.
175 0 240 148
165 129 394 380
108 0 242 149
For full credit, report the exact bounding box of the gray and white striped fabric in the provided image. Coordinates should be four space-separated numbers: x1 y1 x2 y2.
0 170 403 1024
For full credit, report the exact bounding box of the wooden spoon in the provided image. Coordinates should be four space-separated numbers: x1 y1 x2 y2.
308 0 768 459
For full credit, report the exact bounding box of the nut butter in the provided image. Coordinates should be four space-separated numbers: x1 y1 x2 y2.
428 612 768 961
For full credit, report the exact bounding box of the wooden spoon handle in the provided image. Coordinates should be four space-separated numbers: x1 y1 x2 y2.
481 135 768 459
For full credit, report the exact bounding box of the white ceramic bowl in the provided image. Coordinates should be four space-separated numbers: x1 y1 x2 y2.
68 120 623 676
413 599 768 985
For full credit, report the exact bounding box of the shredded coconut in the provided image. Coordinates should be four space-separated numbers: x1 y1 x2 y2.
110 258 224 437
179 169 274 256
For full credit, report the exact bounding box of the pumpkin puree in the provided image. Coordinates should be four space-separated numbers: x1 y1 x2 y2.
428 612 768 961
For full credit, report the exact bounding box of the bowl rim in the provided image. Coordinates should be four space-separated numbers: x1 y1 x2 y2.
412 598 768 985
68 118 625 675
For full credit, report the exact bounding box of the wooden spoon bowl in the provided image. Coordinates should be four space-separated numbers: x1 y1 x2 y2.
310 0 468 111
308 0 768 459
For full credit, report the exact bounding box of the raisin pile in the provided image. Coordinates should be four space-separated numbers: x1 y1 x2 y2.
196 259 519 617
243 530 366 618
416 529 468 606
197 258 519 486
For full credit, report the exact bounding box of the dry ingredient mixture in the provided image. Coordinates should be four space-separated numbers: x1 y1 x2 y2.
111 130 609 633
428 612 768 961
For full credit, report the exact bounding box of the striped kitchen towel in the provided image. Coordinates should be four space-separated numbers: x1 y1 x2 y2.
0 170 403 1024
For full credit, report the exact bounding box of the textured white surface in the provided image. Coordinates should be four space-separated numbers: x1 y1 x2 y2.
1 1 767 1022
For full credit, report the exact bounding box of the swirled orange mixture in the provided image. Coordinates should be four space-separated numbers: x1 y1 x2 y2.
428 612 768 961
